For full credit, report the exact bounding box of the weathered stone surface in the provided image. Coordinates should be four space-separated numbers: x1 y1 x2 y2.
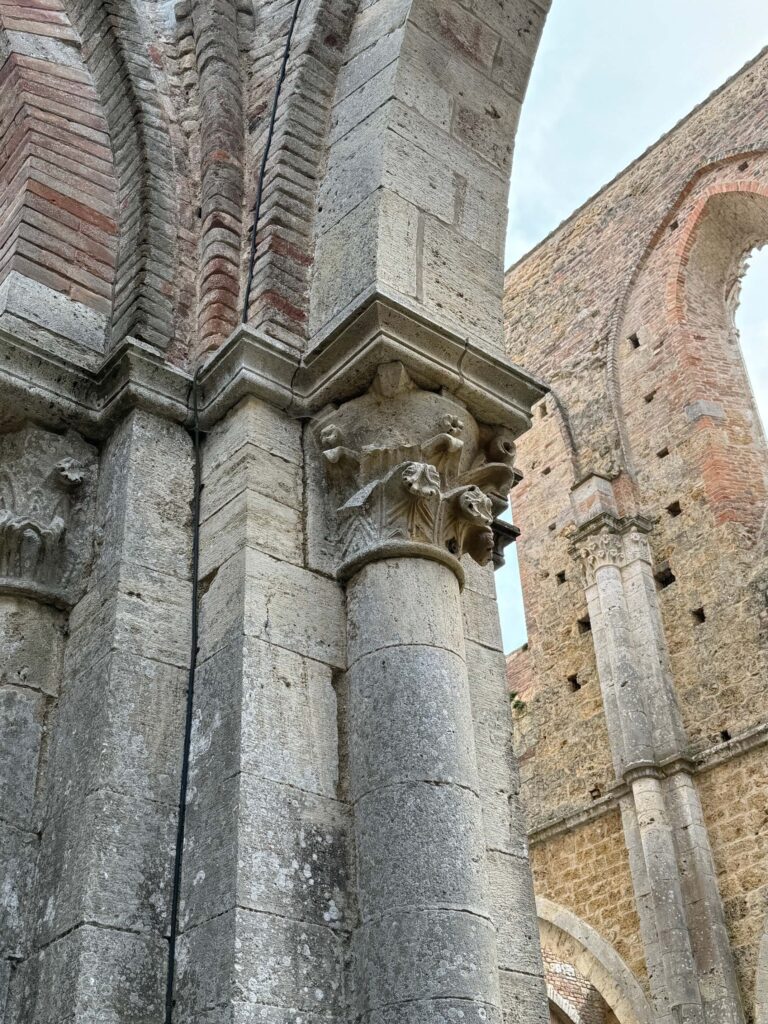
355 781 489 916
182 771 350 934
7 924 166 1024
32 788 175 945
353 910 500 1011
178 908 346 1018
347 558 465 663
348 644 477 798
193 636 339 797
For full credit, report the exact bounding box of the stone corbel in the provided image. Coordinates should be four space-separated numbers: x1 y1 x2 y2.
315 362 521 584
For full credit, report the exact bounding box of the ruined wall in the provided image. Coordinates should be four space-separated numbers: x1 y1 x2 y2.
505 47 768 1024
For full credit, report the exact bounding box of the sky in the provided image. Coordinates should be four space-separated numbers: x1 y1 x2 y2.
498 1 768 653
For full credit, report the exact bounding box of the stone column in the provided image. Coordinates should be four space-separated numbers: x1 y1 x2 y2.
315 361 537 1024
575 505 745 1024
0 425 96 1012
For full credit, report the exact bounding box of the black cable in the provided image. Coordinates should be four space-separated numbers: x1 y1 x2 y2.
165 366 203 1024
242 0 304 323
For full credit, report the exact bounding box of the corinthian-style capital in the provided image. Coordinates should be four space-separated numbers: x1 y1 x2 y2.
314 362 519 582
573 512 655 587
0 424 97 606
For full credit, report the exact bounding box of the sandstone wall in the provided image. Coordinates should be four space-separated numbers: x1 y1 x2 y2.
505 46 768 1024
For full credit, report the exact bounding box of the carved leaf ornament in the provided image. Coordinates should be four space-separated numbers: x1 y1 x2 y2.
317 364 517 577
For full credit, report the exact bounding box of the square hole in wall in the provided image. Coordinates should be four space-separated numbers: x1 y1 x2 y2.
628 333 640 350
542 466 552 475
548 522 557 532
738 161 749 172
577 615 591 634
556 570 566 585
720 729 731 742
669 219 679 232
666 500 682 517
589 784 601 800
656 446 670 459
692 607 706 624
644 390 657 404
567 674 581 692
654 565 676 589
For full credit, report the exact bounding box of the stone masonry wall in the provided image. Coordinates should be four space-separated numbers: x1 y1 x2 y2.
505 47 768 1022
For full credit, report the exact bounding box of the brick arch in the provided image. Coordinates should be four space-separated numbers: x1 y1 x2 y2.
537 898 652 1024
547 982 584 1023
0 4 119 336
59 0 179 350
241 0 359 349
611 159 768 539
605 153 768 481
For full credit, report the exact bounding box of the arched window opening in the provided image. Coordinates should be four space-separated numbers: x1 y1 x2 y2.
732 244 768 438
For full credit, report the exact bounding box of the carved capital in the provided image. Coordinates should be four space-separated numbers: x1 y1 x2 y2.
315 363 520 582
573 513 655 587
0 425 97 606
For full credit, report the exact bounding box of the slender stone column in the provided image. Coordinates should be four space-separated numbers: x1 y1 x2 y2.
315 361 533 1023
575 506 745 1024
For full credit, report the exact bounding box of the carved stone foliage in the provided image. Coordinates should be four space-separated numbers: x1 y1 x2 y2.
0 425 97 606
573 513 655 586
315 362 520 580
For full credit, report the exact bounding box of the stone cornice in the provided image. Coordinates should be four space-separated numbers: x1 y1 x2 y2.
528 720 768 846
0 291 548 439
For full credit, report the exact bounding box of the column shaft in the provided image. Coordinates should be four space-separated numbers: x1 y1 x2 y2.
347 558 502 1023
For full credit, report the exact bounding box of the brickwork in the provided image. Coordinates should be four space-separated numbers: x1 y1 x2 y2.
544 949 616 1024
0 5 119 317
505 47 768 1023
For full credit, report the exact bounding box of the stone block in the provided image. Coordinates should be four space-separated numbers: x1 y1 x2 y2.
353 910 500 1011
421 215 505 352
498 966 549 1024
347 644 478 799
203 397 303 477
183 771 350 933
6 924 166 1024
347 558 465 663
178 908 345 1017
0 598 64 697
32 789 175 946
201 437 303 523
408 0 500 72
310 188 378 335
193 635 338 797
239 549 345 669
0 687 45 827
96 410 193 582
486 850 542 976
199 486 303 574
68 561 192 671
0 271 107 364
0 824 36 957
45 651 184 813
355 781 489 920
462 586 504 651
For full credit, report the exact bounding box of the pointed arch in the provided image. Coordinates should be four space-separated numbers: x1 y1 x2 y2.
59 0 179 350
